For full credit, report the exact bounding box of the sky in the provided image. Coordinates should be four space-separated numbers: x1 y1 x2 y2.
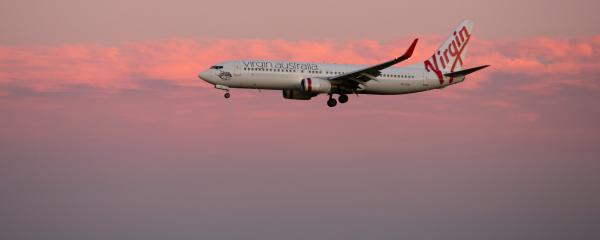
1 0 600 239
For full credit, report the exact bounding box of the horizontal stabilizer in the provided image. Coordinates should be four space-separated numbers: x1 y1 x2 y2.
444 65 490 78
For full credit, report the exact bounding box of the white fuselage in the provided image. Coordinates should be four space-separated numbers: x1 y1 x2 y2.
196 20 481 107
198 60 464 95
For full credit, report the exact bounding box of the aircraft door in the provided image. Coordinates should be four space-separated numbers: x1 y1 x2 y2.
422 72 430 87
233 64 241 76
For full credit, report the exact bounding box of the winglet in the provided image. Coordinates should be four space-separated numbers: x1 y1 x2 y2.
398 38 418 61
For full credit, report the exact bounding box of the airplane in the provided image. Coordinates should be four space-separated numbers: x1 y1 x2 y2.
198 20 489 107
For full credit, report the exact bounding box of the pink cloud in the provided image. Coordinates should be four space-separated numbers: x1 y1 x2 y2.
466 35 600 93
1 36 598 158
0 35 598 95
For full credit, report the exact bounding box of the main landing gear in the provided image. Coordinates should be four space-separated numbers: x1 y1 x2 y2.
224 91 230 99
327 96 337 107
327 94 349 107
338 94 349 104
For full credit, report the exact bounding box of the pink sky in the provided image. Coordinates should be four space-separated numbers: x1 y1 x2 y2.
1 1 599 239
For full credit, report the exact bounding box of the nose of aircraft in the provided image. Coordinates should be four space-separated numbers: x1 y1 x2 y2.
198 70 210 81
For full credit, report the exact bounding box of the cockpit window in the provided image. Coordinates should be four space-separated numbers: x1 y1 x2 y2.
210 66 223 69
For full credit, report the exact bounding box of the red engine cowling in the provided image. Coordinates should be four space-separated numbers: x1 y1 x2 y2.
300 78 332 93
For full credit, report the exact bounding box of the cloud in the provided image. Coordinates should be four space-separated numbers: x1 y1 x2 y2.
1 36 599 170
0 35 598 95
468 35 600 93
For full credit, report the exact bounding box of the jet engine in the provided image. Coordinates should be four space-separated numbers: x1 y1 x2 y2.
282 90 315 100
300 78 332 93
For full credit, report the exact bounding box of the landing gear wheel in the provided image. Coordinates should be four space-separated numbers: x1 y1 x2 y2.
224 92 231 99
327 98 338 107
338 94 349 104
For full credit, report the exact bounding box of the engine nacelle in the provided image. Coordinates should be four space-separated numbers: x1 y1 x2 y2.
300 78 332 93
282 90 315 100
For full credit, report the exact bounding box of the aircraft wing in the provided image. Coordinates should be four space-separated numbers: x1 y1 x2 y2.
328 39 418 91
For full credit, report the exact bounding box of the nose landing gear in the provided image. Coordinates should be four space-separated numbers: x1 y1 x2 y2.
215 85 231 99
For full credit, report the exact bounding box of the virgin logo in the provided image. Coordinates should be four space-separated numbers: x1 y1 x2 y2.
424 26 471 85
